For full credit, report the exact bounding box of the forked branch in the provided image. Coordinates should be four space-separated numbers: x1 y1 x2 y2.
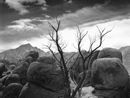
48 19 71 96
47 20 110 98
71 26 111 98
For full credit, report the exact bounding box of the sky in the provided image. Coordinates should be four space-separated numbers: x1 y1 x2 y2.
1 1 130 52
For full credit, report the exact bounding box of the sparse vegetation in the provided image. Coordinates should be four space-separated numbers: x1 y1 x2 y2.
46 19 112 98
1 0 130 97
0 19 129 98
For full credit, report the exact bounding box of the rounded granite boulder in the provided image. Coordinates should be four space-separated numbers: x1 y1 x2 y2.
97 48 122 62
4 74 20 86
27 61 65 91
19 83 68 98
2 83 23 98
0 63 7 78
91 58 129 98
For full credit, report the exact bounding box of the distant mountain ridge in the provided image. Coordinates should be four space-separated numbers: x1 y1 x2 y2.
0 44 48 63
0 44 130 74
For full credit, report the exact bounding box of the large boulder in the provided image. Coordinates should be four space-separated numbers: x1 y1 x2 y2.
70 50 100 83
2 83 23 98
12 56 35 85
19 83 68 98
127 76 130 97
3 74 20 86
97 48 122 61
27 61 65 91
12 61 29 85
9 64 16 71
37 56 56 64
25 51 39 62
0 76 7 91
24 56 34 64
91 58 129 98
80 86 97 98
0 63 7 78
0 74 20 91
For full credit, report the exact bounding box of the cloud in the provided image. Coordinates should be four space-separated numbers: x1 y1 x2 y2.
7 19 38 30
18 18 130 52
1 17 130 52
0 18 50 43
5 0 46 15
19 18 130 52
7 18 50 31
48 19 130 52
5 0 29 15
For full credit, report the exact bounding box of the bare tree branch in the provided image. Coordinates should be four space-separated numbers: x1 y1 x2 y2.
45 44 60 64
84 26 112 62
77 26 88 61
65 53 76 65
71 26 111 98
48 19 71 96
88 36 96 52
47 20 111 98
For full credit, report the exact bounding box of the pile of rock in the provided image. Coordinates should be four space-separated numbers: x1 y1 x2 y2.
90 48 129 98
0 50 71 98
19 56 68 98
0 48 129 98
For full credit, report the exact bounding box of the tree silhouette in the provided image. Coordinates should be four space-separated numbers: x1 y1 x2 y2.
46 19 110 98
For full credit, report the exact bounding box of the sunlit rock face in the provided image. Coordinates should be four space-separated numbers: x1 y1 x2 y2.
120 46 130 75
80 86 98 98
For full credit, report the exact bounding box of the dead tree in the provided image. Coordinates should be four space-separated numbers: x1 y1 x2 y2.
71 26 111 98
47 19 72 97
46 19 111 98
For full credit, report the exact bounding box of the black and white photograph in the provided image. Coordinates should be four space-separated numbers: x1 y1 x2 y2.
0 0 130 98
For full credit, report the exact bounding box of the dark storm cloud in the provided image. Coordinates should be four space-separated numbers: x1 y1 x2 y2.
5 0 46 15
1 3 130 50
0 18 50 43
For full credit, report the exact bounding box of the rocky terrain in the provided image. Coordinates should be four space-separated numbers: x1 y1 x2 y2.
0 44 130 74
0 44 129 98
